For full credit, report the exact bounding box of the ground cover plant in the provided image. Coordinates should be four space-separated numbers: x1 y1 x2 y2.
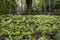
0 14 60 40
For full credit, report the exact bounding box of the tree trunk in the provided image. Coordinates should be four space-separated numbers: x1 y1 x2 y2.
45 0 51 13
26 0 32 10
16 0 22 13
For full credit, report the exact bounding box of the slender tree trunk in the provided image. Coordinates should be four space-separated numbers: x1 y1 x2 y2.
44 0 46 13
45 0 51 13
48 0 51 13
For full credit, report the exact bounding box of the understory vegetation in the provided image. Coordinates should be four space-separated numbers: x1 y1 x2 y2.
0 15 60 40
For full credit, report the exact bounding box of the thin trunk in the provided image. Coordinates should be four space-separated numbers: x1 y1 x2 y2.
44 0 46 13
49 0 51 13
45 0 51 13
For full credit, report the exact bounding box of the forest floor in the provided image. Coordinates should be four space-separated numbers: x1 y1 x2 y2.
0 14 60 40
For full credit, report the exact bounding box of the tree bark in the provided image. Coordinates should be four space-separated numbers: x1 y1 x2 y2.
26 0 32 10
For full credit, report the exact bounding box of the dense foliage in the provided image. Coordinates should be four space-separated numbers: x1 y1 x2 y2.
0 0 60 15
0 15 60 40
33 0 60 14
0 0 17 15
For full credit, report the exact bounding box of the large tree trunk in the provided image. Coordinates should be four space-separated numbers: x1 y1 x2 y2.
26 0 32 10
16 0 22 13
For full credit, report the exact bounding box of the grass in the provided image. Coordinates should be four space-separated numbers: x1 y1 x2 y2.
0 14 60 40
